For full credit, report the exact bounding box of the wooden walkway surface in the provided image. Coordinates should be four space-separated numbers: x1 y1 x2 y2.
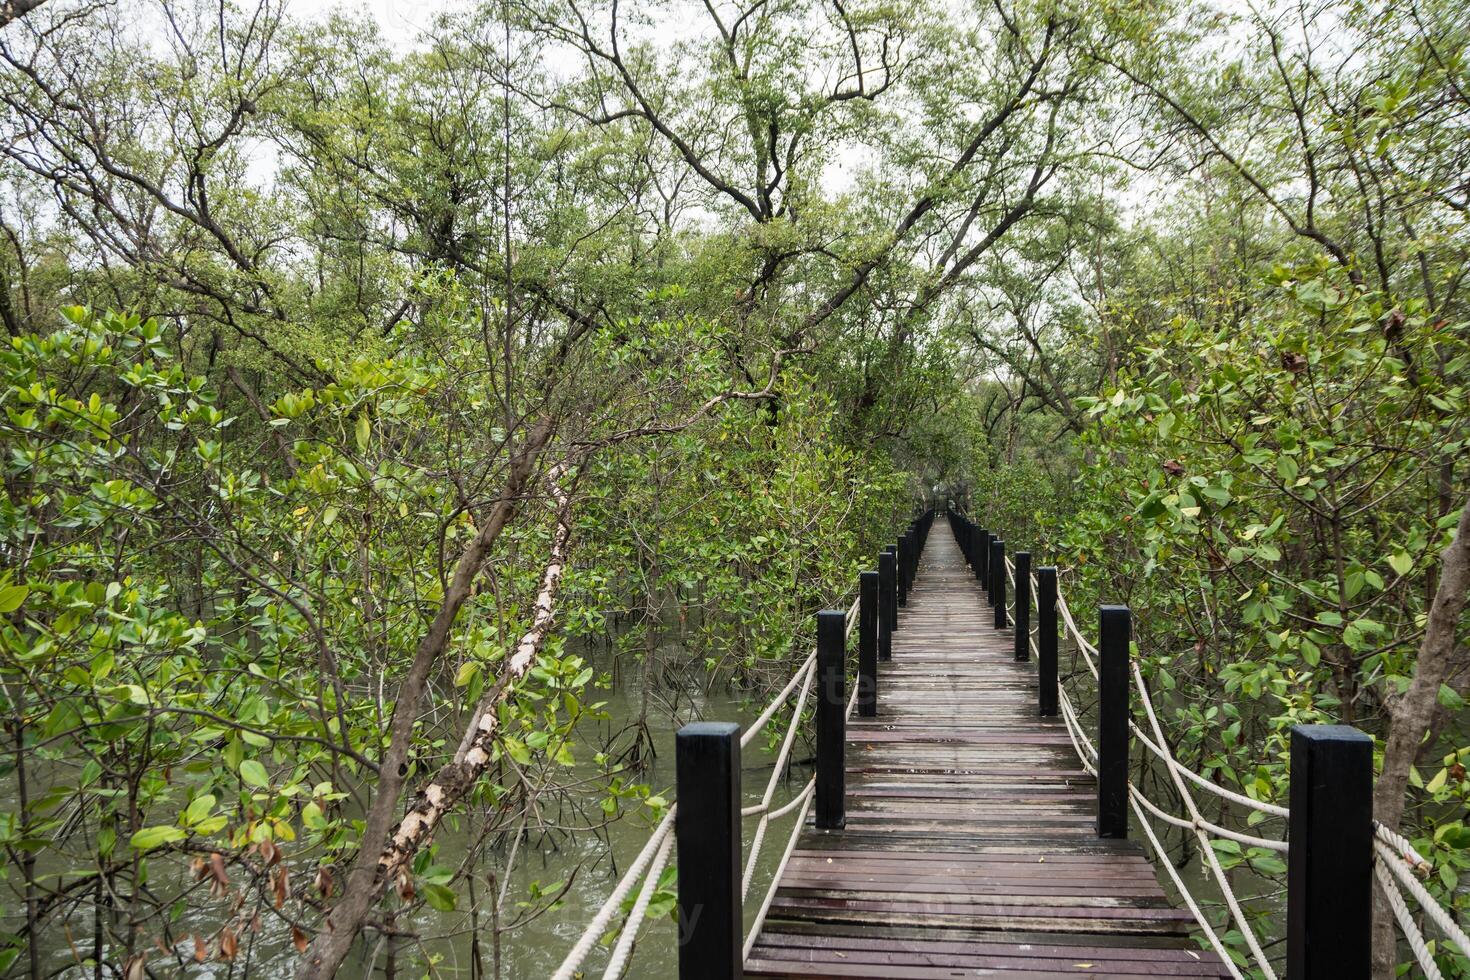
745 529 1231 978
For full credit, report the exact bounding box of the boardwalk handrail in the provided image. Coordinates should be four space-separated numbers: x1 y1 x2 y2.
559 504 1467 977
552 509 930 980
552 600 854 980
994 531 1470 979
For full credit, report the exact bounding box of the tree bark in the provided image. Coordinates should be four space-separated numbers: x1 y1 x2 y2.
0 0 47 29
296 417 555 980
381 461 574 880
1371 497 1470 979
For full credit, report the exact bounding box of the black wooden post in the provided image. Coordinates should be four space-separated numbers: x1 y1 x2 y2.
1037 567 1058 717
1097 605 1129 839
977 528 991 588
991 539 1006 629
1014 552 1031 661
896 535 909 608
815 610 847 829
858 572 878 718
881 546 898 638
907 527 918 591
1287 725 1373 979
675 721 742 980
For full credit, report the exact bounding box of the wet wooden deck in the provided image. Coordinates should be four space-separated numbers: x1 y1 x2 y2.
745 530 1231 978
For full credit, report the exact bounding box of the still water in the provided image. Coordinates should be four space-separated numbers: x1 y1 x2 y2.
26 648 806 980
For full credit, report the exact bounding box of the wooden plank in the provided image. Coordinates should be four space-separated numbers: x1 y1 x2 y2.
744 529 1232 978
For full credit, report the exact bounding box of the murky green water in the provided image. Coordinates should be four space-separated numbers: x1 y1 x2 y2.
20 645 807 980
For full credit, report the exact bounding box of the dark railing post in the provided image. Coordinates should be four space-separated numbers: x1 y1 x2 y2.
1287 725 1373 979
906 528 918 593
1013 551 1031 661
675 721 741 980
1097 605 1129 839
977 528 991 589
893 528 905 599
815 610 847 829
858 572 878 718
896 535 909 608
991 539 1006 629
882 545 898 637
1037 567 1058 717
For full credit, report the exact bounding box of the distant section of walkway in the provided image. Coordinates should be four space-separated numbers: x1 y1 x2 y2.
745 530 1230 978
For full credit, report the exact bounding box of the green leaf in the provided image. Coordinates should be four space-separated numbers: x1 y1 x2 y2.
239 760 270 788
1388 552 1413 576
183 794 217 825
454 662 479 688
130 826 186 851
504 738 531 766
1426 768 1449 794
1249 853 1287 875
356 412 371 451
422 882 457 911
301 801 327 830
0 585 29 614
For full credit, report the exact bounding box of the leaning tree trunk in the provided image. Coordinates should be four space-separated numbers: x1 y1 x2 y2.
1370 498 1470 979
296 419 556 980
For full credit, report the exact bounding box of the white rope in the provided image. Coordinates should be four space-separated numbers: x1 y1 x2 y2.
600 830 675 979
1131 792 1247 980
741 653 815 749
1128 785 1288 852
1047 572 1281 978
557 592 858 977
1130 660 1281 978
1375 838 1470 954
1130 724 1289 818
1055 590 1100 679
1375 821 1434 875
1057 686 1098 769
741 658 818 897
742 597 859 893
742 782 815 961
550 808 675 980
1376 857 1446 980
736 584 863 962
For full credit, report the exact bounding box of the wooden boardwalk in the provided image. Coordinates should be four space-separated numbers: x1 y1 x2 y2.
745 530 1231 978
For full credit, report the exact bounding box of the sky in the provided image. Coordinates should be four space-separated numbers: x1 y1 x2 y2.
288 0 467 43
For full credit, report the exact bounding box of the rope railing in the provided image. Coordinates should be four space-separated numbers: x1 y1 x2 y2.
551 809 675 980
1372 832 1470 980
1003 555 1017 614
552 594 860 980
1052 572 1281 977
743 650 866 959
1046 567 1468 979
565 508 1468 978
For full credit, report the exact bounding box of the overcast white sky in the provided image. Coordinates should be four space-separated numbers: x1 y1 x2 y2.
287 0 467 43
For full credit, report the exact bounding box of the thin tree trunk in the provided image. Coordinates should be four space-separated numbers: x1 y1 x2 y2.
296 419 555 980
1371 498 1470 979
